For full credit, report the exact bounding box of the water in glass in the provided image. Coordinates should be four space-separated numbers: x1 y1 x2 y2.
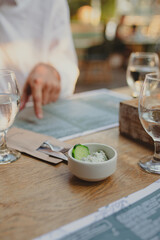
0 70 21 164
0 94 20 132
138 73 160 174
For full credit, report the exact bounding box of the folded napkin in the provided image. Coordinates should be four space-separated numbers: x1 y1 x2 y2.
7 127 72 164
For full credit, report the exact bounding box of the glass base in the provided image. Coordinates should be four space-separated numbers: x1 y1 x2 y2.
138 156 160 174
0 148 21 164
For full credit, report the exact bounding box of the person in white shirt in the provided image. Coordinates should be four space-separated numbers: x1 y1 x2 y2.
0 0 79 118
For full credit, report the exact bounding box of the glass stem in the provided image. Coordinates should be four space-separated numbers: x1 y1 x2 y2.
0 131 7 153
153 141 160 162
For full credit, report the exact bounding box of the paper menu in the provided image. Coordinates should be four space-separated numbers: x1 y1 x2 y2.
14 89 130 141
34 179 160 240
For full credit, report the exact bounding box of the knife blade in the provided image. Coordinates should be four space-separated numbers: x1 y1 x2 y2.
37 147 68 161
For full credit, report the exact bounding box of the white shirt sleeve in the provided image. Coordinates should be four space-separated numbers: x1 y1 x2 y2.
46 0 79 98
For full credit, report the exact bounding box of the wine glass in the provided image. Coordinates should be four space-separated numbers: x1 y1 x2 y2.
138 73 160 174
0 70 21 164
126 52 159 98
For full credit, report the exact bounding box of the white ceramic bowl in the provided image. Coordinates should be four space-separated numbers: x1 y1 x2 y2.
68 143 117 182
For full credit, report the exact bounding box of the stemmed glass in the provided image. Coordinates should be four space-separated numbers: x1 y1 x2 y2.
127 52 159 98
0 70 21 164
138 73 160 174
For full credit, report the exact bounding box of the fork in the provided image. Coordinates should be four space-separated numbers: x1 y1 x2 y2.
41 141 70 153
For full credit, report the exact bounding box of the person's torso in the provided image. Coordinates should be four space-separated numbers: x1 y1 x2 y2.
0 0 54 92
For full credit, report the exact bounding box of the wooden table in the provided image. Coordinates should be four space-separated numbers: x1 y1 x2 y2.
0 87 159 240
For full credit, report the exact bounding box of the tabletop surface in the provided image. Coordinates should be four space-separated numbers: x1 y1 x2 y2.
0 87 159 240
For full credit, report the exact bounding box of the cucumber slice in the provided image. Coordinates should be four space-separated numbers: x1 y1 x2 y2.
72 144 90 160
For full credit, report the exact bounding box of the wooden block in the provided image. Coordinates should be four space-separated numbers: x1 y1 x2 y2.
119 99 153 148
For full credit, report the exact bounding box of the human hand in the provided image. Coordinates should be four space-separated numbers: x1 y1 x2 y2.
20 63 61 119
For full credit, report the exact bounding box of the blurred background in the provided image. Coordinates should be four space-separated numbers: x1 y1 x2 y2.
67 0 160 93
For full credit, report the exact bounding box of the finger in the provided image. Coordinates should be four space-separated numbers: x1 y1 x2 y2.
42 85 50 105
20 84 30 111
31 78 43 119
50 88 60 102
48 82 60 103
42 80 60 105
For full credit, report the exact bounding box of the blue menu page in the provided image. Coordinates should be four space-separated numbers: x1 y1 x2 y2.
14 89 129 140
